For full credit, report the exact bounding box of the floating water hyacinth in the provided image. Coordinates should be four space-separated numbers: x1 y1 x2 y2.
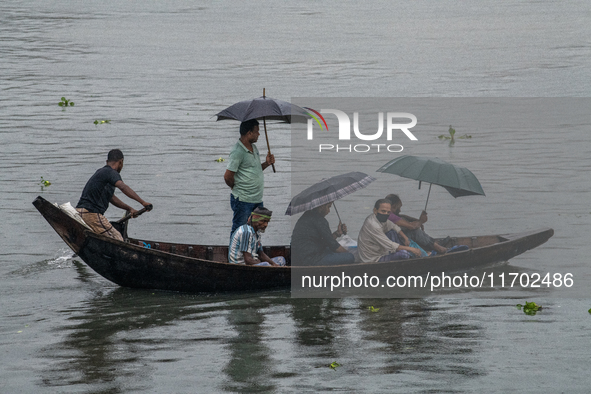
94 119 110 125
516 301 542 316
329 361 341 371
438 125 471 146
40 176 51 191
40 177 51 187
368 306 379 312
58 97 74 107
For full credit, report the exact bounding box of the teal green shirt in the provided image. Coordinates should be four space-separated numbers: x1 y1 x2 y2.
227 141 264 203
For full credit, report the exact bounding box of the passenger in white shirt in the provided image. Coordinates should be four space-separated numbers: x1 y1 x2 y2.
357 199 422 263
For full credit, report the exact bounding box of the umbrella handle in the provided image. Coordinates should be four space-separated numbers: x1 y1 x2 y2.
262 88 276 173
424 183 432 211
262 117 276 173
332 202 346 235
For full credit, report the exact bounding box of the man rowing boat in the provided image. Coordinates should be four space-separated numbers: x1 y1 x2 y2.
76 149 152 241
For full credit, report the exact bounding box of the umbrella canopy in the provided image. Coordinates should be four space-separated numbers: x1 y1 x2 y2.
376 155 485 210
216 89 311 173
216 95 310 123
286 172 376 216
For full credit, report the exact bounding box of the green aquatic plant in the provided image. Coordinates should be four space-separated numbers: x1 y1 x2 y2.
368 306 380 313
329 361 341 371
516 301 542 316
40 177 51 187
58 97 74 107
438 125 471 146
94 119 111 125
39 176 51 191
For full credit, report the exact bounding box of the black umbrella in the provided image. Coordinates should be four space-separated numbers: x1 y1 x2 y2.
216 88 310 172
376 155 485 211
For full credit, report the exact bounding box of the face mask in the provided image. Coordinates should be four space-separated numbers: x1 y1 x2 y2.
376 212 389 223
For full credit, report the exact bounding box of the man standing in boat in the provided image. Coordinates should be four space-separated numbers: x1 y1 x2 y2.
224 119 275 236
228 207 286 266
76 149 152 241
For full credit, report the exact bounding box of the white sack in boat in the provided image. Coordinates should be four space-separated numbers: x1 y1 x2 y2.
58 202 92 230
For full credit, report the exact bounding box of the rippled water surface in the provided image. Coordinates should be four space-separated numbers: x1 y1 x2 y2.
2 0 590 392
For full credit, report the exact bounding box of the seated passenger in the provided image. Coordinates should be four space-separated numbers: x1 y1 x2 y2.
291 202 355 266
228 207 286 266
385 194 448 255
358 199 422 263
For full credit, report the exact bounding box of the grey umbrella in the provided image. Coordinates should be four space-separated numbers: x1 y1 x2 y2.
286 172 376 233
216 89 310 172
376 155 485 210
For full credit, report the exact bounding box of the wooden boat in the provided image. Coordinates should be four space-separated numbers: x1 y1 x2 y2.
33 196 554 293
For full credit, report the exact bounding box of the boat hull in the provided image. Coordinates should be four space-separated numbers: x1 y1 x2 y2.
33 196 554 293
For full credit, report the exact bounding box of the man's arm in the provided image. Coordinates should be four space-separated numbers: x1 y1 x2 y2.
243 251 279 266
111 181 152 213
330 223 352 253
335 245 349 253
224 170 235 189
394 217 422 231
398 230 410 246
242 251 260 266
400 211 427 225
367 221 401 253
331 222 347 239
110 194 135 213
397 245 422 257
399 213 417 221
258 250 280 266
261 152 275 171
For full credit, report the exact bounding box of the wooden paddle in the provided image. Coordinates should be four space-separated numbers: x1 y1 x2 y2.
115 204 153 224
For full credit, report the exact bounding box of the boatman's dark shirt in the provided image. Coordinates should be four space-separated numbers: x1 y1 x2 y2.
291 209 341 265
76 165 122 215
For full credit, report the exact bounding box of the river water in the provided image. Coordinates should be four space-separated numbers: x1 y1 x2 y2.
1 0 590 392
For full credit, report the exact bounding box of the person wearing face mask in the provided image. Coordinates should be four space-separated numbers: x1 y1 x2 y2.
357 199 422 263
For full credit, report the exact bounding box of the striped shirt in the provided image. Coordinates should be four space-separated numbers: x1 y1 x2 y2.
228 224 262 265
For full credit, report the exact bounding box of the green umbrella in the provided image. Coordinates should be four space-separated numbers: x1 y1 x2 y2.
376 155 485 210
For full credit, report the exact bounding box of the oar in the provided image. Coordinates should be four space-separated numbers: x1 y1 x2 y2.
115 204 153 224
262 88 276 173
